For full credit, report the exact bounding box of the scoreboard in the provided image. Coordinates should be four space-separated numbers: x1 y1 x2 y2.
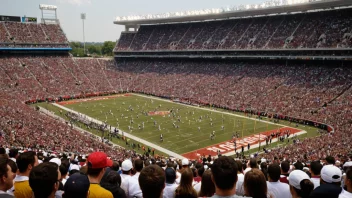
22 17 37 23
0 15 21 22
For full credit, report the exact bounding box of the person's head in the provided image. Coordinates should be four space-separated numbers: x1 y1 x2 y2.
69 164 80 176
110 161 119 171
181 158 189 169
211 156 238 194
8 149 18 159
7 160 17 174
87 152 112 182
100 168 123 194
198 170 215 197
281 161 290 174
165 167 176 184
29 162 60 198
235 160 243 173
345 168 352 192
139 165 165 198
59 163 69 179
309 161 322 176
197 165 205 178
325 156 335 165
268 163 281 182
176 168 197 197
249 158 258 169
17 151 38 174
294 161 304 170
288 170 314 198
179 168 193 187
134 159 144 172
244 169 268 198
63 173 90 198
320 165 342 185
0 158 15 191
121 159 133 174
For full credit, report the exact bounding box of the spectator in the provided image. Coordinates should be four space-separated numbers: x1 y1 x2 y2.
261 162 268 181
29 162 60 198
8 149 18 163
86 152 113 198
280 161 290 184
309 161 323 189
0 158 15 198
339 168 352 198
266 163 291 198
244 158 258 175
127 159 143 198
244 168 271 198
100 168 126 198
139 165 165 198
310 165 342 198
11 151 38 198
175 168 197 198
235 160 245 196
294 162 304 171
63 173 90 198
193 165 204 193
163 167 178 198
326 156 336 165
210 156 244 198
120 159 133 196
198 170 215 197
288 170 314 198
111 161 120 171
7 160 17 175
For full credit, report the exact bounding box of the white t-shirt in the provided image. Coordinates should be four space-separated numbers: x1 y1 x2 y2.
311 177 320 189
243 168 252 175
339 189 352 198
120 174 132 197
266 181 292 198
176 171 181 184
194 181 201 193
163 183 178 198
127 172 142 198
236 173 245 196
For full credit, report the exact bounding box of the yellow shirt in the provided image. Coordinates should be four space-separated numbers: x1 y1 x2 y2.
88 184 113 198
14 180 33 198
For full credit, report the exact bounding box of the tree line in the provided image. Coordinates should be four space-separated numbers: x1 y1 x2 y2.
70 41 116 57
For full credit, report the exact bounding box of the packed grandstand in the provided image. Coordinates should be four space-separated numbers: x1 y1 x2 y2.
0 1 352 198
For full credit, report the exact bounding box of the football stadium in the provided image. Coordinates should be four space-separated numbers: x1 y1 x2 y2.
1 0 352 197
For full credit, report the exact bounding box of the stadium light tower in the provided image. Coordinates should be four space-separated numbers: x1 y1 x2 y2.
81 13 86 55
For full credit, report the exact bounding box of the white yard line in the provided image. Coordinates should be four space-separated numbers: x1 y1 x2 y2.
52 103 185 159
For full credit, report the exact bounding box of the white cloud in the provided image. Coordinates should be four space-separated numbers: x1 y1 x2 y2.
56 0 92 6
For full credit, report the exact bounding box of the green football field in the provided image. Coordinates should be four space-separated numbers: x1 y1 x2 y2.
59 94 284 155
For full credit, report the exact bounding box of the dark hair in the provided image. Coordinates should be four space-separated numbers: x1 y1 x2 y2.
165 167 176 184
236 160 243 172
281 161 290 173
268 163 281 182
197 166 205 177
9 149 18 158
292 179 314 198
198 170 215 197
139 165 165 198
59 163 69 176
325 156 335 165
0 158 10 178
29 162 59 198
294 162 304 170
310 161 322 176
0 148 5 155
87 167 103 177
244 169 268 198
134 159 144 172
211 156 238 190
17 151 37 173
175 168 197 198
7 160 17 174
111 161 119 171
101 169 122 194
346 168 352 184
260 162 268 181
249 158 258 169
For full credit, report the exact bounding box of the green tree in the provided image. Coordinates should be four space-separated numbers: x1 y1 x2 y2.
101 41 116 56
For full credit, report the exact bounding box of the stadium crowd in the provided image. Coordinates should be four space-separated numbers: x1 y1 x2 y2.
0 22 69 47
115 8 352 51
0 149 351 198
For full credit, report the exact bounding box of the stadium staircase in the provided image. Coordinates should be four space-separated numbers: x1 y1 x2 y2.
97 59 115 91
263 17 285 49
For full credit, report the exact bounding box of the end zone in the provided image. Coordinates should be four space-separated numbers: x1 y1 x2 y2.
182 127 306 159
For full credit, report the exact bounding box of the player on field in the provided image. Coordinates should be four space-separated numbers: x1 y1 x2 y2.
160 134 163 142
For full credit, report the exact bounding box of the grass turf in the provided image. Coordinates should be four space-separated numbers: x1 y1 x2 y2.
48 94 314 155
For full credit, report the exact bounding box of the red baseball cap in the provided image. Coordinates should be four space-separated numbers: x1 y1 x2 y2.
87 152 113 169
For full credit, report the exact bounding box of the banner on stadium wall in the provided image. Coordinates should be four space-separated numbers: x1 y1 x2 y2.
22 17 37 23
0 15 21 22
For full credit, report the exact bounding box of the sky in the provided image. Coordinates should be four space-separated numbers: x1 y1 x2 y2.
0 0 263 42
